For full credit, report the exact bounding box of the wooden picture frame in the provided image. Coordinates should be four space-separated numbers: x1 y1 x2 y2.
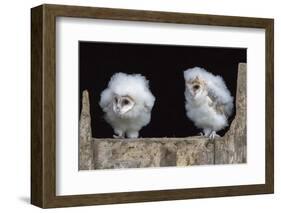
31 4 274 208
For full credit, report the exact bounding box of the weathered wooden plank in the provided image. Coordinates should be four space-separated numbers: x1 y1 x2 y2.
92 137 214 169
215 63 247 164
79 90 94 170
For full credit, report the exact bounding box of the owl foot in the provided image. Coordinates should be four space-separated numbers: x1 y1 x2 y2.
198 132 204 136
113 129 125 139
208 131 220 140
113 134 125 139
126 131 139 139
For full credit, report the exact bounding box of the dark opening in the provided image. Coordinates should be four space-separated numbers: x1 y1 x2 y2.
79 41 246 138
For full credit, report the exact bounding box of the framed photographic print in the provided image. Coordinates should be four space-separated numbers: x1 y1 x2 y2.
31 4 274 208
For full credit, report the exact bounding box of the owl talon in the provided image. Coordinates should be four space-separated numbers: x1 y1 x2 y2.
113 134 124 139
208 131 220 140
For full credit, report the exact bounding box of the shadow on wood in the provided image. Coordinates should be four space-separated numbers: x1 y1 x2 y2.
79 63 247 170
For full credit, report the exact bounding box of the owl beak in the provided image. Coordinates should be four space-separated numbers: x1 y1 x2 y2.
116 106 121 112
113 104 120 114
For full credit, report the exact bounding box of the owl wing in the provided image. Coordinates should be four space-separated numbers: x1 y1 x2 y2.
143 91 156 113
205 76 234 117
207 89 232 117
144 104 152 113
99 88 113 112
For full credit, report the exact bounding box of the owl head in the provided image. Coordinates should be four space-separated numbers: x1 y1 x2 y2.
185 76 207 98
112 94 135 116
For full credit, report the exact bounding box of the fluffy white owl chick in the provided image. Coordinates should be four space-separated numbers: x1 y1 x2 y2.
184 67 234 139
99 72 155 139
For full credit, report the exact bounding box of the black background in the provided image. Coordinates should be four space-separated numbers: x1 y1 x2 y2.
79 41 246 138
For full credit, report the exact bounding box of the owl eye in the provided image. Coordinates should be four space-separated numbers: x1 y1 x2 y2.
193 85 200 90
122 99 129 105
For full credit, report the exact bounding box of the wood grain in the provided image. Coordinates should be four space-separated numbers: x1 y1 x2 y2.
31 5 43 207
265 20 274 193
215 63 247 164
79 91 94 170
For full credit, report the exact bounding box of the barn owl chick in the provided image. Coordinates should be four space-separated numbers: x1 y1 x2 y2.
184 67 234 140
99 72 155 139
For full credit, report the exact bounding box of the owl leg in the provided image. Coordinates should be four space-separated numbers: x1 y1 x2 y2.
203 128 212 137
126 131 139 139
113 129 125 139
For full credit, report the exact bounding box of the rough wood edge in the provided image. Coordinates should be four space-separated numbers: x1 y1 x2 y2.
79 90 94 170
215 63 247 164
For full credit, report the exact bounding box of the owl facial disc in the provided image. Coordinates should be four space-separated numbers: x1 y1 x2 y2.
113 95 135 116
186 76 206 98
